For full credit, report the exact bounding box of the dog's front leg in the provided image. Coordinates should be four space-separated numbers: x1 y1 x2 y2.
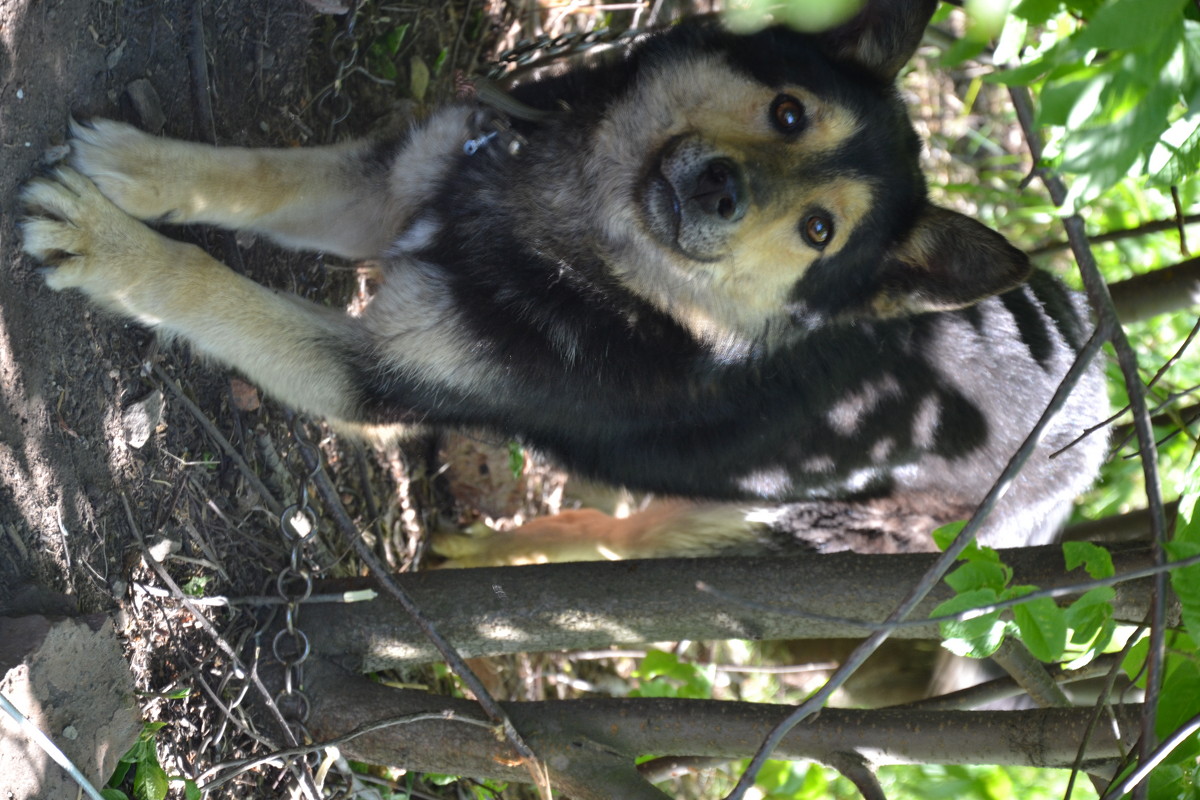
21 167 366 423
66 118 415 260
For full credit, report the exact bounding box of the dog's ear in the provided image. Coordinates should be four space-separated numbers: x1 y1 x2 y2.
867 205 1033 317
820 0 938 82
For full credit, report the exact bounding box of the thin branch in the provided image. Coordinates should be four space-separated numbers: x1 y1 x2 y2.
1009 85 1170 800
991 639 1071 708
824 752 886 800
307 661 1145 782
154 365 283 516
1027 214 1200 258
200 710 500 790
1099 711 1200 799
896 652 1131 711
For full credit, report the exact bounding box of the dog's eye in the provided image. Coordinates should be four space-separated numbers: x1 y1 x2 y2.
803 214 833 248
770 94 805 134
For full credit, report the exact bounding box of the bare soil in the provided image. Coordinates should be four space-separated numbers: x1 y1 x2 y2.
0 2 1049 796
0 0 536 794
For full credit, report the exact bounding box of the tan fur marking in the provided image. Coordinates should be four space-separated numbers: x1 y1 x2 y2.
585 56 869 344
70 111 474 260
431 500 768 566
674 177 877 337
22 168 360 421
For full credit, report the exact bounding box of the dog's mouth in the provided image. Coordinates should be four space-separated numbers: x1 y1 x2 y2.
640 135 747 262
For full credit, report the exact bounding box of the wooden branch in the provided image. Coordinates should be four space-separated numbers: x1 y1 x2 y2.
301 545 1158 668
1064 501 1180 544
1028 215 1200 258
303 658 1142 792
1107 257 1200 323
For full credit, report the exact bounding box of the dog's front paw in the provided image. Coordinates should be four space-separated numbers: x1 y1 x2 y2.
20 166 173 320
68 117 184 222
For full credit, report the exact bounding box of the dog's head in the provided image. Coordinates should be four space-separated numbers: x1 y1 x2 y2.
577 1 1031 347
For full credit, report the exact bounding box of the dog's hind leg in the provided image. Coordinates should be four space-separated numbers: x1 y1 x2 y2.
430 501 775 566
21 167 367 424
66 116 459 260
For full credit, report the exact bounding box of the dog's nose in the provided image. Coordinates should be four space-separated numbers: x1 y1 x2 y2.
690 158 745 222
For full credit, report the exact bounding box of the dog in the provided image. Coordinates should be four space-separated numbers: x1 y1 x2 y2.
19 0 1108 566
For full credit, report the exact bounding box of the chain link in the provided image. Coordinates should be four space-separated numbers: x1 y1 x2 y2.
317 0 364 137
485 27 644 80
272 418 322 741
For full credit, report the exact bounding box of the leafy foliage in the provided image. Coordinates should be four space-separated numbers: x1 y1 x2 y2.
629 648 715 699
987 0 1199 209
930 525 1116 665
104 723 199 800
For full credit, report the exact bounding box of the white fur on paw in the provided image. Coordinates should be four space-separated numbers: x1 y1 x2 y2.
19 167 157 301
68 118 163 219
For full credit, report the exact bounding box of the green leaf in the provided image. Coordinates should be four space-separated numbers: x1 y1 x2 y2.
1012 0 1062 26
134 760 169 800
1122 634 1150 687
1071 0 1188 52
1008 587 1068 662
1156 658 1200 742
1150 117 1200 186
1062 541 1115 579
121 739 152 763
631 649 713 699
940 36 988 67
933 588 1007 658
1147 762 1194 800
108 758 132 786
932 521 967 551
383 23 409 56
100 789 130 800
183 779 202 800
410 56 430 103
1064 585 1115 645
945 560 1013 594
181 576 209 597
1166 540 1200 638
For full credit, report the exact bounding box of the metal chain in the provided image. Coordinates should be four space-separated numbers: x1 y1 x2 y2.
320 0 363 136
271 418 322 749
484 27 644 80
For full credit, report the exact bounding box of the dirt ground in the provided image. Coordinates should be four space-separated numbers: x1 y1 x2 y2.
0 0 537 795
1 0 308 610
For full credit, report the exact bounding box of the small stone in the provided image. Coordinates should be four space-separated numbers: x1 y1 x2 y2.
121 389 163 448
122 79 165 133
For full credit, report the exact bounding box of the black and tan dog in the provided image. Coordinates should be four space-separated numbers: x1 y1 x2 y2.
20 0 1107 563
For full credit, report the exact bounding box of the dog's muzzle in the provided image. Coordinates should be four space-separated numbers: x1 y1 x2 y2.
641 136 748 261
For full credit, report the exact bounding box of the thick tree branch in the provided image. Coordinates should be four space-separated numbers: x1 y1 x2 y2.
303 658 1142 793
301 545 1157 668
1107 257 1200 323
